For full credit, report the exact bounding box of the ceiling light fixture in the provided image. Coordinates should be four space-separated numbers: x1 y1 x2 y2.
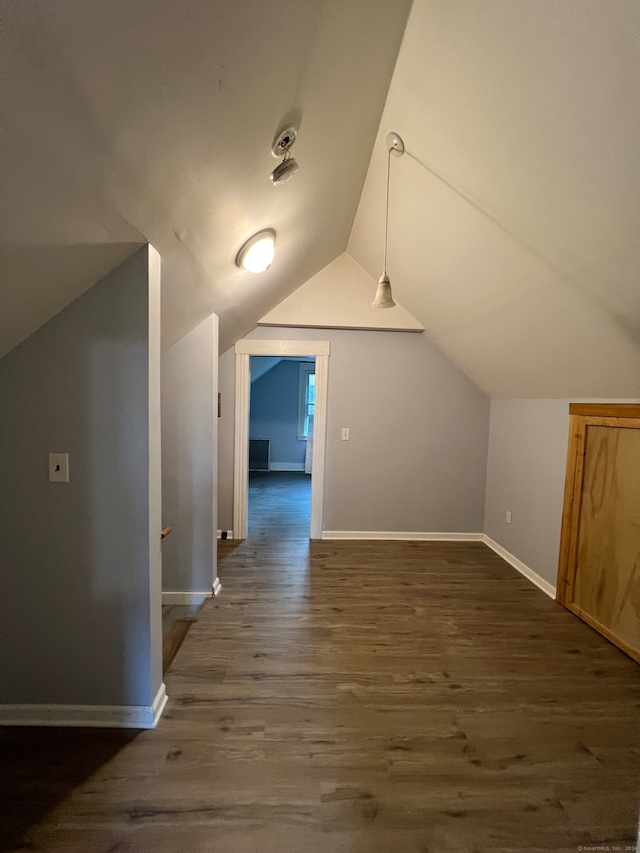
270 124 299 186
372 131 404 309
236 229 276 273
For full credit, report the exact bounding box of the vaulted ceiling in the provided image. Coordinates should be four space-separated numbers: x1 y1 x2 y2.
349 0 640 397
2 0 639 398
0 0 411 357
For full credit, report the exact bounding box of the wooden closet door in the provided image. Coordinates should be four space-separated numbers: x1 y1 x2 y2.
558 409 640 663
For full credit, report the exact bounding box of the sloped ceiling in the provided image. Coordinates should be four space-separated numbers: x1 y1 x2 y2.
0 0 412 358
348 0 640 398
258 252 424 332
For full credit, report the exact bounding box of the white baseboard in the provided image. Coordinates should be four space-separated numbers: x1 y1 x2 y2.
319 531 556 600
162 591 212 605
0 683 168 729
321 531 484 541
213 577 222 596
217 529 233 539
268 462 305 472
482 535 556 599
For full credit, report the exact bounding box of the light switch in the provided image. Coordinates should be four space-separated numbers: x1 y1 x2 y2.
49 453 69 483
341 428 350 441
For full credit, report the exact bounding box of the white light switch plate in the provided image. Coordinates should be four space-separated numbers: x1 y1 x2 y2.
341 428 350 441
49 453 69 483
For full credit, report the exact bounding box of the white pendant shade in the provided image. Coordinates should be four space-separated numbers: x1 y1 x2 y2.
236 229 276 273
372 273 396 309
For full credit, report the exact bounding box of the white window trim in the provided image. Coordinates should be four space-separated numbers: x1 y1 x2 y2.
297 362 315 441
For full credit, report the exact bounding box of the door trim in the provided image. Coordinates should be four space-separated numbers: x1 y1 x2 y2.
233 340 330 540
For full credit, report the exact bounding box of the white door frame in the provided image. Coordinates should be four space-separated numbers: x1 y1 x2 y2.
233 339 330 540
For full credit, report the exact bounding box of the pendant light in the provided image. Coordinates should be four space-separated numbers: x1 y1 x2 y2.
372 131 404 309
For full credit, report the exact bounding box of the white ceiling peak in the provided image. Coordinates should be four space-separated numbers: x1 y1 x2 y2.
258 253 424 333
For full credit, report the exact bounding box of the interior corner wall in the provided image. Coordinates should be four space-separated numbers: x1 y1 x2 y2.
0 246 162 716
218 326 490 534
250 359 306 467
484 397 640 588
161 314 218 595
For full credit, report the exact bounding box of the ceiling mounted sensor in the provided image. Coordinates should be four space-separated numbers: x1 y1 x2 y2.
372 131 404 309
270 124 299 186
236 229 276 274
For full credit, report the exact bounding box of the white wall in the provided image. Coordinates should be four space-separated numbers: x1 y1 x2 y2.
0 246 163 723
161 314 218 596
219 326 490 534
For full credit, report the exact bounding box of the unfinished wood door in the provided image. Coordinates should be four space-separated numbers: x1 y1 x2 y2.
557 405 640 663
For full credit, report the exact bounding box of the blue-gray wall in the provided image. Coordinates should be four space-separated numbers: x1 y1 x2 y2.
0 247 162 712
220 328 490 533
484 397 640 587
250 359 307 467
162 314 218 595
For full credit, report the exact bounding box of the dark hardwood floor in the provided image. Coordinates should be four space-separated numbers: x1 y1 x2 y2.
248 470 311 538
1 473 639 852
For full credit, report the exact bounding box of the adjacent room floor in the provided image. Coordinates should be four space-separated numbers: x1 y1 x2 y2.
1 484 639 851
248 470 311 537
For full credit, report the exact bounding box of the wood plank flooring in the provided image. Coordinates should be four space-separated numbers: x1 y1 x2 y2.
162 605 202 675
1 474 639 852
248 470 311 537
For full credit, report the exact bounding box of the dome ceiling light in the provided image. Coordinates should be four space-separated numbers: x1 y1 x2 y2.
270 124 299 186
236 229 276 274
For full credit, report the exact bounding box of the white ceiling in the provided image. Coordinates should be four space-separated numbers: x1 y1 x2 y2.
3 0 638 399
349 0 640 397
0 0 412 357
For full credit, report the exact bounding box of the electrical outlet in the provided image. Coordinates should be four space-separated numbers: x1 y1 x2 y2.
506 511 512 524
49 453 69 483
341 428 350 441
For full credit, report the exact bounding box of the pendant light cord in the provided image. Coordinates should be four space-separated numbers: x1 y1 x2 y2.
383 146 391 277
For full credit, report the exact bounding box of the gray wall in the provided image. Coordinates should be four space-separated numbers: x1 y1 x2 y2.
250 358 306 467
162 315 218 593
484 397 640 587
0 246 162 708
219 327 490 533
484 400 570 587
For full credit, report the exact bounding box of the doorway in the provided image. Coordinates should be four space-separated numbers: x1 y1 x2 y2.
248 356 315 536
232 340 330 539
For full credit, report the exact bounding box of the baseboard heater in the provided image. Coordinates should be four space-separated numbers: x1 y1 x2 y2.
249 438 270 471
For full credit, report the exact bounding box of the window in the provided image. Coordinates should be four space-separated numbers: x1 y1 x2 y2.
298 362 315 440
